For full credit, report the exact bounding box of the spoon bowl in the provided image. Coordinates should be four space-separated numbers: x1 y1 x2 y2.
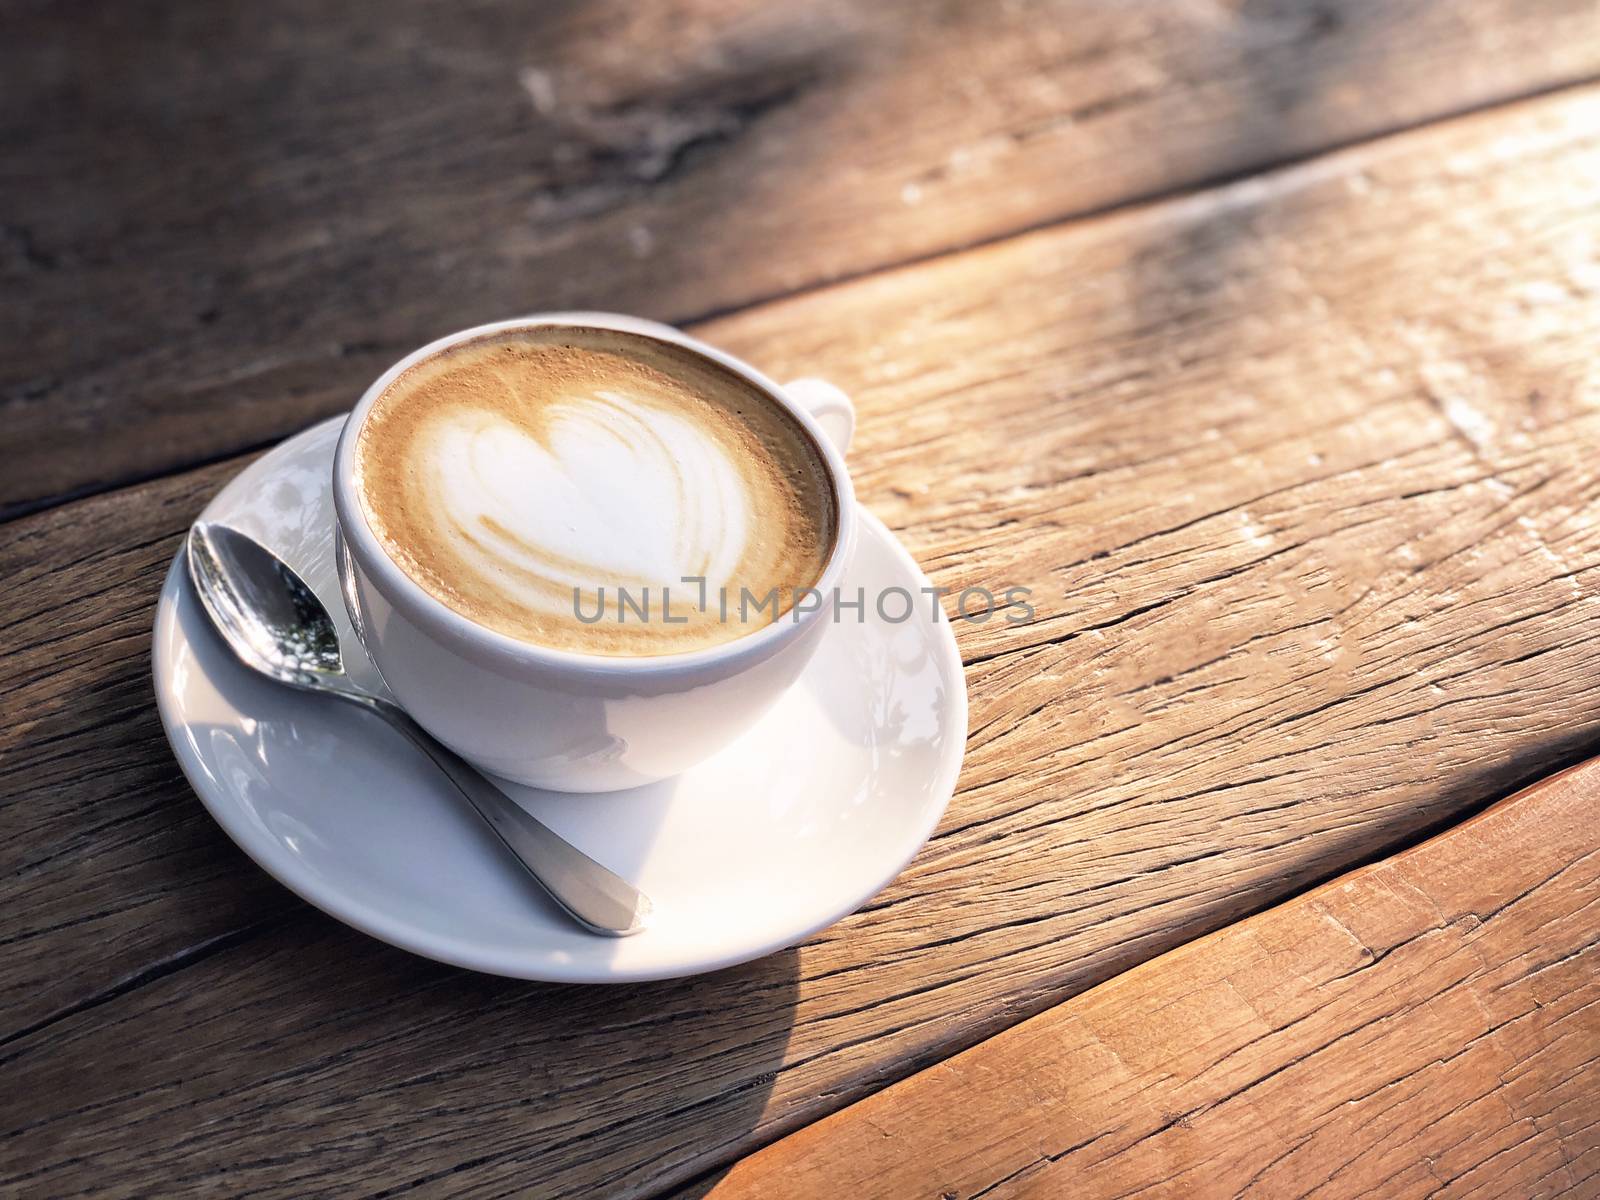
188 523 346 688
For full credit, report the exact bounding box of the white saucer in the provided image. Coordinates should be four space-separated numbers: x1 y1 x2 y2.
153 417 966 982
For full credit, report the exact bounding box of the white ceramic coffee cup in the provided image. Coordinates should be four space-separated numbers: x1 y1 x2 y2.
331 313 857 793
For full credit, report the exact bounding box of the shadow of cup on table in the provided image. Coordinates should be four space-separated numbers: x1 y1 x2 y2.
257 922 802 1195
182 712 800 1193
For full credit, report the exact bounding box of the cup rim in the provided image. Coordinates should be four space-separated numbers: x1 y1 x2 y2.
331 312 858 680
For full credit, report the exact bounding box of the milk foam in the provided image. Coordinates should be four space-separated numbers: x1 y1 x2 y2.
421 391 751 612
354 329 836 655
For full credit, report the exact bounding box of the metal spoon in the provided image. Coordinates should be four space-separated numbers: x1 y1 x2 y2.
185 521 652 937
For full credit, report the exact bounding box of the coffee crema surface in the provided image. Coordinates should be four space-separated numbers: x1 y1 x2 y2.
354 328 838 656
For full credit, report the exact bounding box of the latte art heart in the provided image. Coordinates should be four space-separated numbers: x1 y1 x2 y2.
425 396 751 606
354 328 837 656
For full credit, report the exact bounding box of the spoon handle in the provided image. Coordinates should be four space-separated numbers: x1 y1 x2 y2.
348 693 652 936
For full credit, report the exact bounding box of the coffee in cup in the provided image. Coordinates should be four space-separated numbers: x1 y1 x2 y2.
352 326 839 656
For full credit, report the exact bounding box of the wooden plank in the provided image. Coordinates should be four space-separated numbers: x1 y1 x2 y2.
8 85 1600 1197
701 759 1600 1200
7 0 1600 514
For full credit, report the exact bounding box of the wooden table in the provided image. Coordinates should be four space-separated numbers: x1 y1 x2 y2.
5 3 1599 1196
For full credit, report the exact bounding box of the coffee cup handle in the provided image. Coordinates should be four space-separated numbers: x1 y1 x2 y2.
783 378 854 455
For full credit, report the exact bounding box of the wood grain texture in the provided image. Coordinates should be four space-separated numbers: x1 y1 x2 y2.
8 83 1600 1197
7 0 1600 513
703 759 1600 1200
